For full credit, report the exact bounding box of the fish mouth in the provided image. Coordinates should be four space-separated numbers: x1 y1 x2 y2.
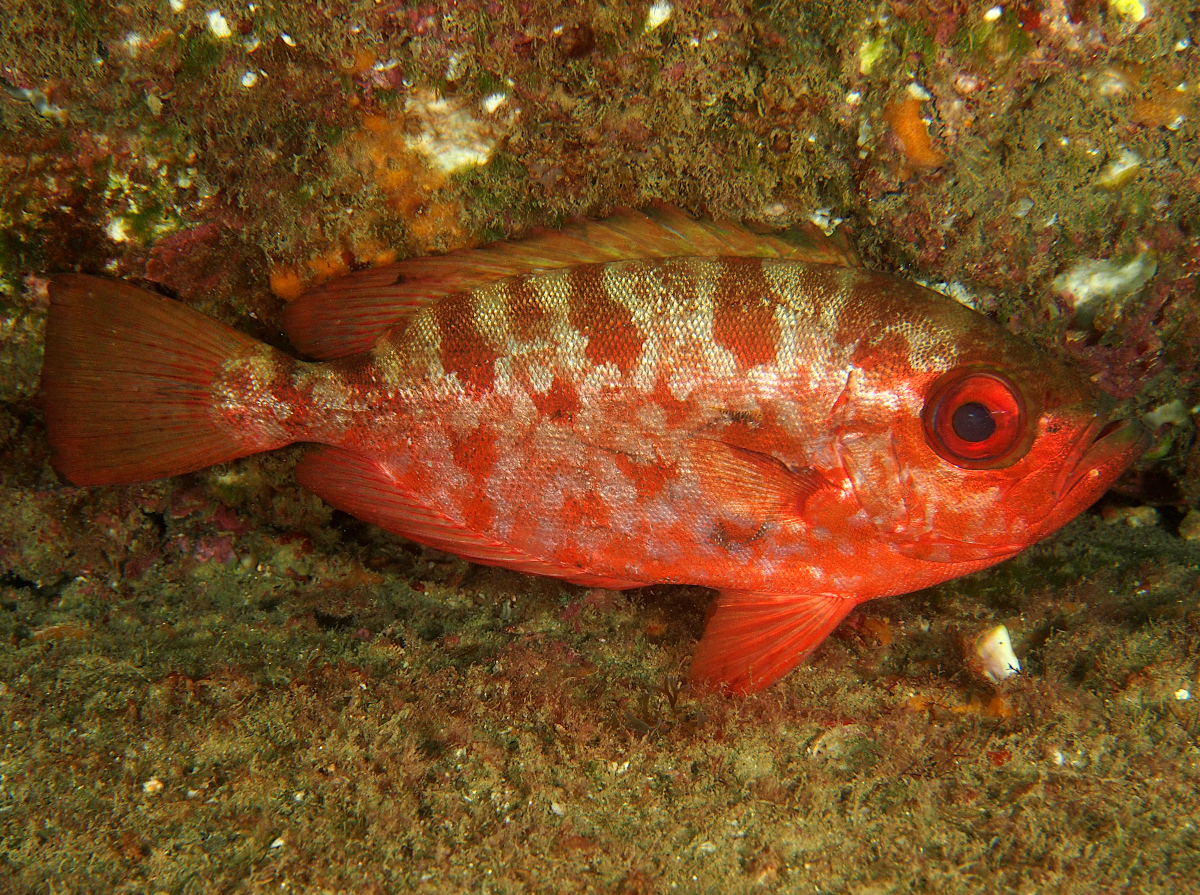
1055 413 1151 506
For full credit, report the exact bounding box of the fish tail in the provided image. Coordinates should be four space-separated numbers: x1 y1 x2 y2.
42 274 295 486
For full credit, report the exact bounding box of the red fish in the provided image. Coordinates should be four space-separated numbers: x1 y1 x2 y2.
40 207 1147 693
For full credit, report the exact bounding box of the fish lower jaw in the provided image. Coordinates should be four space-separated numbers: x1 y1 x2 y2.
1056 417 1150 507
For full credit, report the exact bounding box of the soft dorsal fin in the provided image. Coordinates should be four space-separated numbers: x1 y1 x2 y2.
282 203 860 360
295 446 645 590
689 590 854 694
689 438 829 529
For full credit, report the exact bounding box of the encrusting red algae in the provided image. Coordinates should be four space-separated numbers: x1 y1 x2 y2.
39 206 1147 692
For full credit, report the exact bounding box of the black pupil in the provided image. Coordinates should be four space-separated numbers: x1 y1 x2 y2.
951 401 996 443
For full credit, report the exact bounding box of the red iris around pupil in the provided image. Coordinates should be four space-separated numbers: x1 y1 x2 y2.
923 371 1026 468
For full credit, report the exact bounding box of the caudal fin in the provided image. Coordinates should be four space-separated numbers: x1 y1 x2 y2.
41 274 284 486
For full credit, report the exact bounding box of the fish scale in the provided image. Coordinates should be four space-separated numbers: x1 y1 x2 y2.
366 260 816 567
39 207 1147 693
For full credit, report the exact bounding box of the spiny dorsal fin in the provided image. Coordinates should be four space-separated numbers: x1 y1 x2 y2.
282 204 859 360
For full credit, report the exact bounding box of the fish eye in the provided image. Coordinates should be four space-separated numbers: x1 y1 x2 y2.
951 402 996 442
923 370 1027 469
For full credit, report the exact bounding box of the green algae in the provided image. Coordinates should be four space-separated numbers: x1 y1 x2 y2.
176 30 227 83
954 12 1033 74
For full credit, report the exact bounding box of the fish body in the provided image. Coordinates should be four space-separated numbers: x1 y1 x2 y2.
41 208 1147 692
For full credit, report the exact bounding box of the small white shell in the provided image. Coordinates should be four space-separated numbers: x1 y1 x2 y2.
975 624 1020 684
644 1 672 32
206 10 231 39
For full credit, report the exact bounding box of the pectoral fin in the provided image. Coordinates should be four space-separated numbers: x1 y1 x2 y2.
689 438 828 528
689 590 854 694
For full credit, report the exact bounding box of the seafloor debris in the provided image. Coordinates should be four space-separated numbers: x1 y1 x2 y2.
1053 252 1158 330
882 97 946 173
974 624 1021 684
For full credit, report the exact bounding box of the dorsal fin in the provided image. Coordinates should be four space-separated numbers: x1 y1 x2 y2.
282 203 859 360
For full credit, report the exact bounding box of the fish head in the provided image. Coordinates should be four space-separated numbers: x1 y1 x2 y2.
829 277 1149 566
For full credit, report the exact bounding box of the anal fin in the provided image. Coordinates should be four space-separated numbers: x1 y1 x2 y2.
689 590 854 694
296 447 644 590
